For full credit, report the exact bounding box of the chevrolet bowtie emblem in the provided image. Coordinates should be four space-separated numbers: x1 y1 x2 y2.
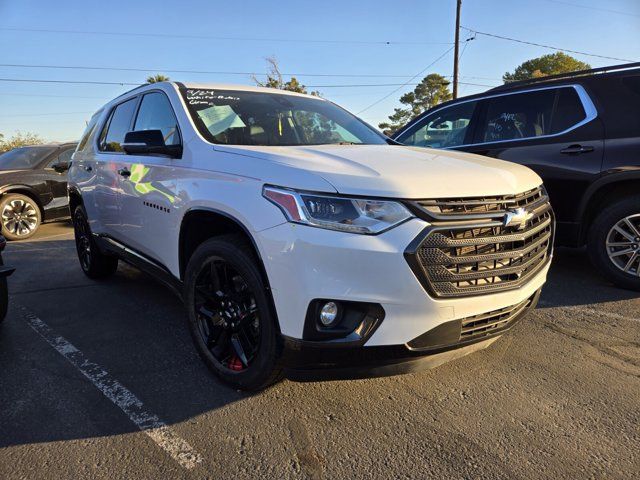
503 207 532 230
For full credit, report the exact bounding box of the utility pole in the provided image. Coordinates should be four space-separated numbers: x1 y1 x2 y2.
453 0 462 99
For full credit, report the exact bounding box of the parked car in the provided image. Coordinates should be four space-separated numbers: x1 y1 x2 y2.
0 235 15 323
393 62 640 291
68 82 552 390
0 143 76 240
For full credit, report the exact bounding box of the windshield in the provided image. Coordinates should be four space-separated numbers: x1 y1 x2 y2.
180 88 387 146
0 146 57 170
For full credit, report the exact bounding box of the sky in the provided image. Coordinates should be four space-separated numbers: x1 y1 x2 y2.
0 0 639 142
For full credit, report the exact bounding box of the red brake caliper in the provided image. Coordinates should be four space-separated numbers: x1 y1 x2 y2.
228 355 244 371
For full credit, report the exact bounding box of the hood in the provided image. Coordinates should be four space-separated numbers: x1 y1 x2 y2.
213 144 542 199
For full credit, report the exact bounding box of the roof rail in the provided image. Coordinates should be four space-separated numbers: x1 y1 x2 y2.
489 61 640 92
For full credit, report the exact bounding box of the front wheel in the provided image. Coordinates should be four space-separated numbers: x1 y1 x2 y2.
72 206 118 279
184 235 282 391
588 195 640 291
0 194 41 241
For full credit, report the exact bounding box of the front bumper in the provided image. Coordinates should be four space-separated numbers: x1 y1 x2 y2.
257 218 550 345
281 288 540 381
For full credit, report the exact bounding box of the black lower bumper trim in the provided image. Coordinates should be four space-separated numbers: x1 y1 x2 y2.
282 289 540 382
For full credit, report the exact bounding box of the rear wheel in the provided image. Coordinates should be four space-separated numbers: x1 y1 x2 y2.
72 206 118 279
184 236 282 391
0 194 41 241
588 195 640 291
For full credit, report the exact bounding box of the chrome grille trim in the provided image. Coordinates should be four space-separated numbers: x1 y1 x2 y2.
411 187 549 221
405 186 554 298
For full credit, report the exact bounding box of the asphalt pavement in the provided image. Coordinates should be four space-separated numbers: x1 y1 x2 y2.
0 221 638 479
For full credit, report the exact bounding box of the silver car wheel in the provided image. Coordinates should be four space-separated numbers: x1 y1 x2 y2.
1 198 39 237
606 214 640 276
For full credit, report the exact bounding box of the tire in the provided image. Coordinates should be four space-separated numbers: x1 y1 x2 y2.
588 195 640 291
0 194 41 241
72 205 118 279
184 235 283 391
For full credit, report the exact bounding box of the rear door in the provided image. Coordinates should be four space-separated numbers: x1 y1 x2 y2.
114 91 181 260
461 86 604 227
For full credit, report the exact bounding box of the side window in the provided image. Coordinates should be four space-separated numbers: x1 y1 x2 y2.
550 88 586 134
99 98 138 152
398 101 477 149
47 148 74 168
477 90 555 143
77 110 102 152
133 92 181 145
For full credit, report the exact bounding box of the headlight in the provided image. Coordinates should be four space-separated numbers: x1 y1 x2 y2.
263 186 413 234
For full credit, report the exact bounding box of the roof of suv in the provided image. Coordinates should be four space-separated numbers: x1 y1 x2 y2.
424 62 640 112
112 81 326 105
176 81 324 99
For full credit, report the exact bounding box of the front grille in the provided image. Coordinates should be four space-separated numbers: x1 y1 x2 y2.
460 294 534 340
406 186 554 298
407 292 537 350
415 187 545 219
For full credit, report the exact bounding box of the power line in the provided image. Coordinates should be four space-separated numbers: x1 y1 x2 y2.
0 77 496 89
1 111 93 118
0 27 454 46
356 46 455 115
0 78 139 86
309 81 494 88
0 63 451 79
462 26 637 63
541 0 640 17
0 92 109 99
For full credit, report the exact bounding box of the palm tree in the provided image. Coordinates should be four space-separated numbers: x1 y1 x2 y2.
146 74 170 84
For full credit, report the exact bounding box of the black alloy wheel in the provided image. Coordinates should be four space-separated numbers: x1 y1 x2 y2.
72 206 118 279
194 258 261 372
74 208 92 272
184 236 282 391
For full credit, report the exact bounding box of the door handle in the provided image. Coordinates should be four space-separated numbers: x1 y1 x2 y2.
560 144 594 155
118 168 131 178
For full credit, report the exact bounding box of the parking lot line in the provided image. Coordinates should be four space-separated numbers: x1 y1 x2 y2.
539 301 640 324
20 306 204 470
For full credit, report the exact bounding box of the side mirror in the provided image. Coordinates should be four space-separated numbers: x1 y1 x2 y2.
122 130 182 158
53 162 70 173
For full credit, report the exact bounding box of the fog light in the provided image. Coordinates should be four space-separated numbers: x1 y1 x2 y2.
319 302 339 326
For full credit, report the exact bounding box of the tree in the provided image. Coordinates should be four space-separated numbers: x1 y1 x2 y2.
0 131 44 153
146 74 170 84
503 52 591 83
379 73 452 135
252 57 320 96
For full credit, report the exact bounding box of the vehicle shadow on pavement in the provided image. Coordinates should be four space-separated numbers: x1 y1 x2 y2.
538 247 639 308
0 239 248 449
1 239 637 450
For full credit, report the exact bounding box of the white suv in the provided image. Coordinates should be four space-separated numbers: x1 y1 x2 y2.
68 82 553 390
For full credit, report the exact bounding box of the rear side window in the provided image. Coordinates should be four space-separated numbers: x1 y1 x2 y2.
77 110 102 152
99 98 138 152
477 90 556 143
133 92 181 146
398 101 477 148
47 148 74 168
550 88 586 133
